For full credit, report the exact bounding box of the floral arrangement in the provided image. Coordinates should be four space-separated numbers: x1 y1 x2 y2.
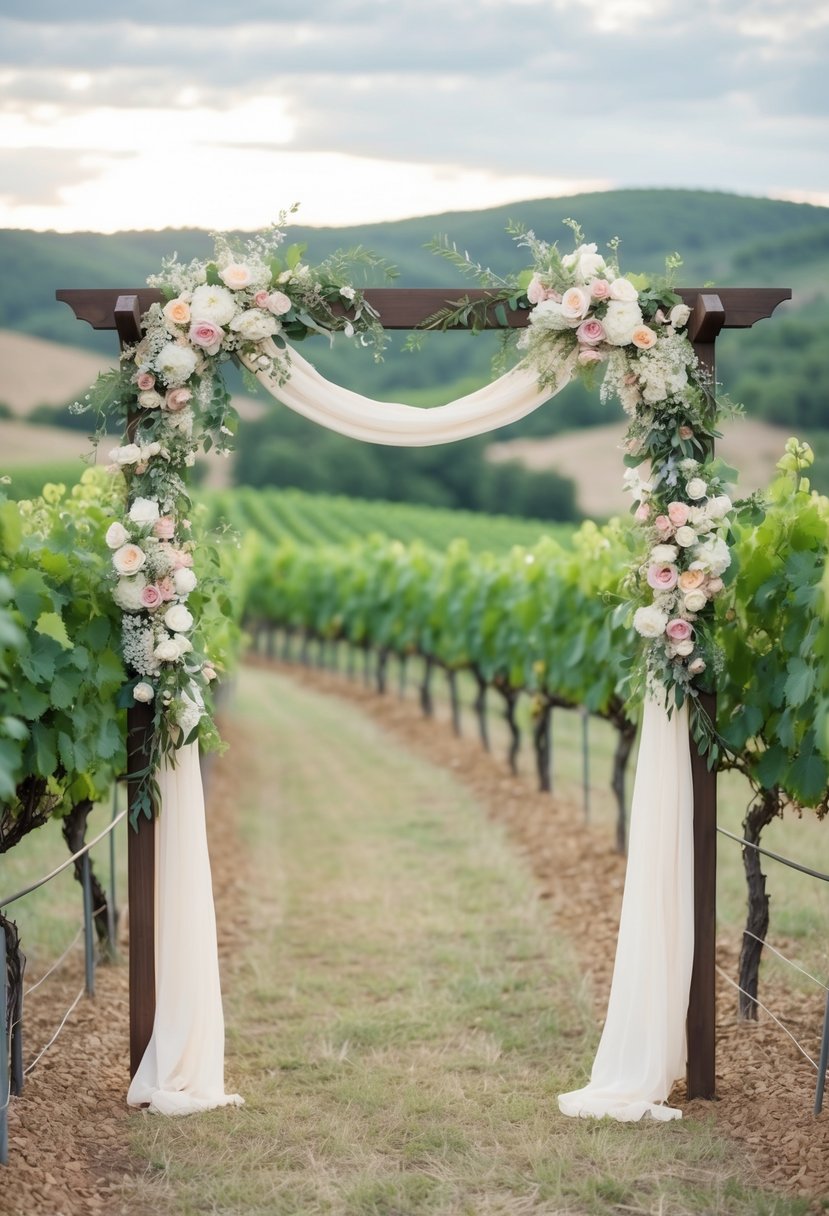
426 219 739 721
82 213 394 812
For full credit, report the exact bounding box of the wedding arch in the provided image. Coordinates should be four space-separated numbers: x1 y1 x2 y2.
58 243 789 1117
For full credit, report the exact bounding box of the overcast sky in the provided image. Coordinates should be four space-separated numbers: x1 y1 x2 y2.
1 0 827 232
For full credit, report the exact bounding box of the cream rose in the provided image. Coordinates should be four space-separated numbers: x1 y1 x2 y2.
133 681 155 703
219 263 254 290
112 543 146 576
706 494 732 520
560 286 591 321
670 303 691 328
105 521 129 549
528 299 570 331
684 589 708 613
686 477 708 500
609 277 639 302
129 497 160 526
230 309 279 341
164 603 194 633
264 291 293 316
602 300 644 346
562 243 606 280
113 573 147 611
109 443 142 466
688 656 706 675
650 543 679 563
674 639 695 657
153 636 181 663
675 526 698 548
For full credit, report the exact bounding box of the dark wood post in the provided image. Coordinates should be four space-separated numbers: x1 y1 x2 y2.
115 295 157 1077
686 293 725 1100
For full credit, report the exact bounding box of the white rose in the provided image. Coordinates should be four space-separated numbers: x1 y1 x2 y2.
202 665 217 682
173 567 198 595
164 603 194 633
109 443 142 466
105 521 129 549
155 342 198 386
686 478 707 500
339 285 356 302
670 304 691 328
602 300 644 346
133 681 155 703
219 262 254 290
113 573 147 611
562 243 606 281
229 309 279 341
674 639 695 657
684 590 708 613
650 544 679 563
529 299 570 331
154 636 181 663
189 283 236 326
675 526 698 548
706 494 732 520
137 390 163 410
633 605 669 639
129 497 160 526
140 442 161 460
609 277 639 302
688 506 708 529
174 635 193 657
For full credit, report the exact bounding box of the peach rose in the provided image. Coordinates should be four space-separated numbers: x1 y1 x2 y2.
165 387 192 412
667 501 690 527
219 263 254 290
561 286 591 321
678 569 706 592
163 298 191 327
631 325 658 350
154 516 176 540
707 576 725 595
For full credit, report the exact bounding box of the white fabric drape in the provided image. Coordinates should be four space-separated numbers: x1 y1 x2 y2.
558 694 694 1121
127 743 243 1116
240 341 577 445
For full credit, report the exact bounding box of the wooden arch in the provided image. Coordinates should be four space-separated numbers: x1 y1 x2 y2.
58 282 791 1102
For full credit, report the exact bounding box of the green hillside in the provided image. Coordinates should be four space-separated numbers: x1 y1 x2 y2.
3 188 828 506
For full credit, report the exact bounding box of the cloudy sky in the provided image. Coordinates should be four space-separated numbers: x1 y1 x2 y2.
1 0 827 232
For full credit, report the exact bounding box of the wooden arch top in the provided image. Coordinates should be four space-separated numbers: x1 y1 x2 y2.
56 286 791 340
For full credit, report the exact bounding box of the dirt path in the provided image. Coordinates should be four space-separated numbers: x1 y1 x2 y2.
3 657 828 1212
250 655 829 1206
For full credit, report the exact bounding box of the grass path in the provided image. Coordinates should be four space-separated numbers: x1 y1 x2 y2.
128 665 809 1215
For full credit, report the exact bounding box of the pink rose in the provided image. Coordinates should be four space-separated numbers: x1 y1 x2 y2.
526 275 548 305
576 318 606 347
165 387 192 412
666 618 693 642
647 564 679 591
134 462 148 475
157 576 176 601
589 279 611 301
189 320 224 354
707 576 724 595
140 584 163 610
577 349 604 366
254 290 270 308
265 291 293 316
154 516 176 540
667 501 690 527
136 372 155 391
654 515 673 536
169 549 194 570
634 503 651 522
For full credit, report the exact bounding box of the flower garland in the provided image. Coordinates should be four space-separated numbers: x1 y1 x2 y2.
427 218 738 721
83 215 394 818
